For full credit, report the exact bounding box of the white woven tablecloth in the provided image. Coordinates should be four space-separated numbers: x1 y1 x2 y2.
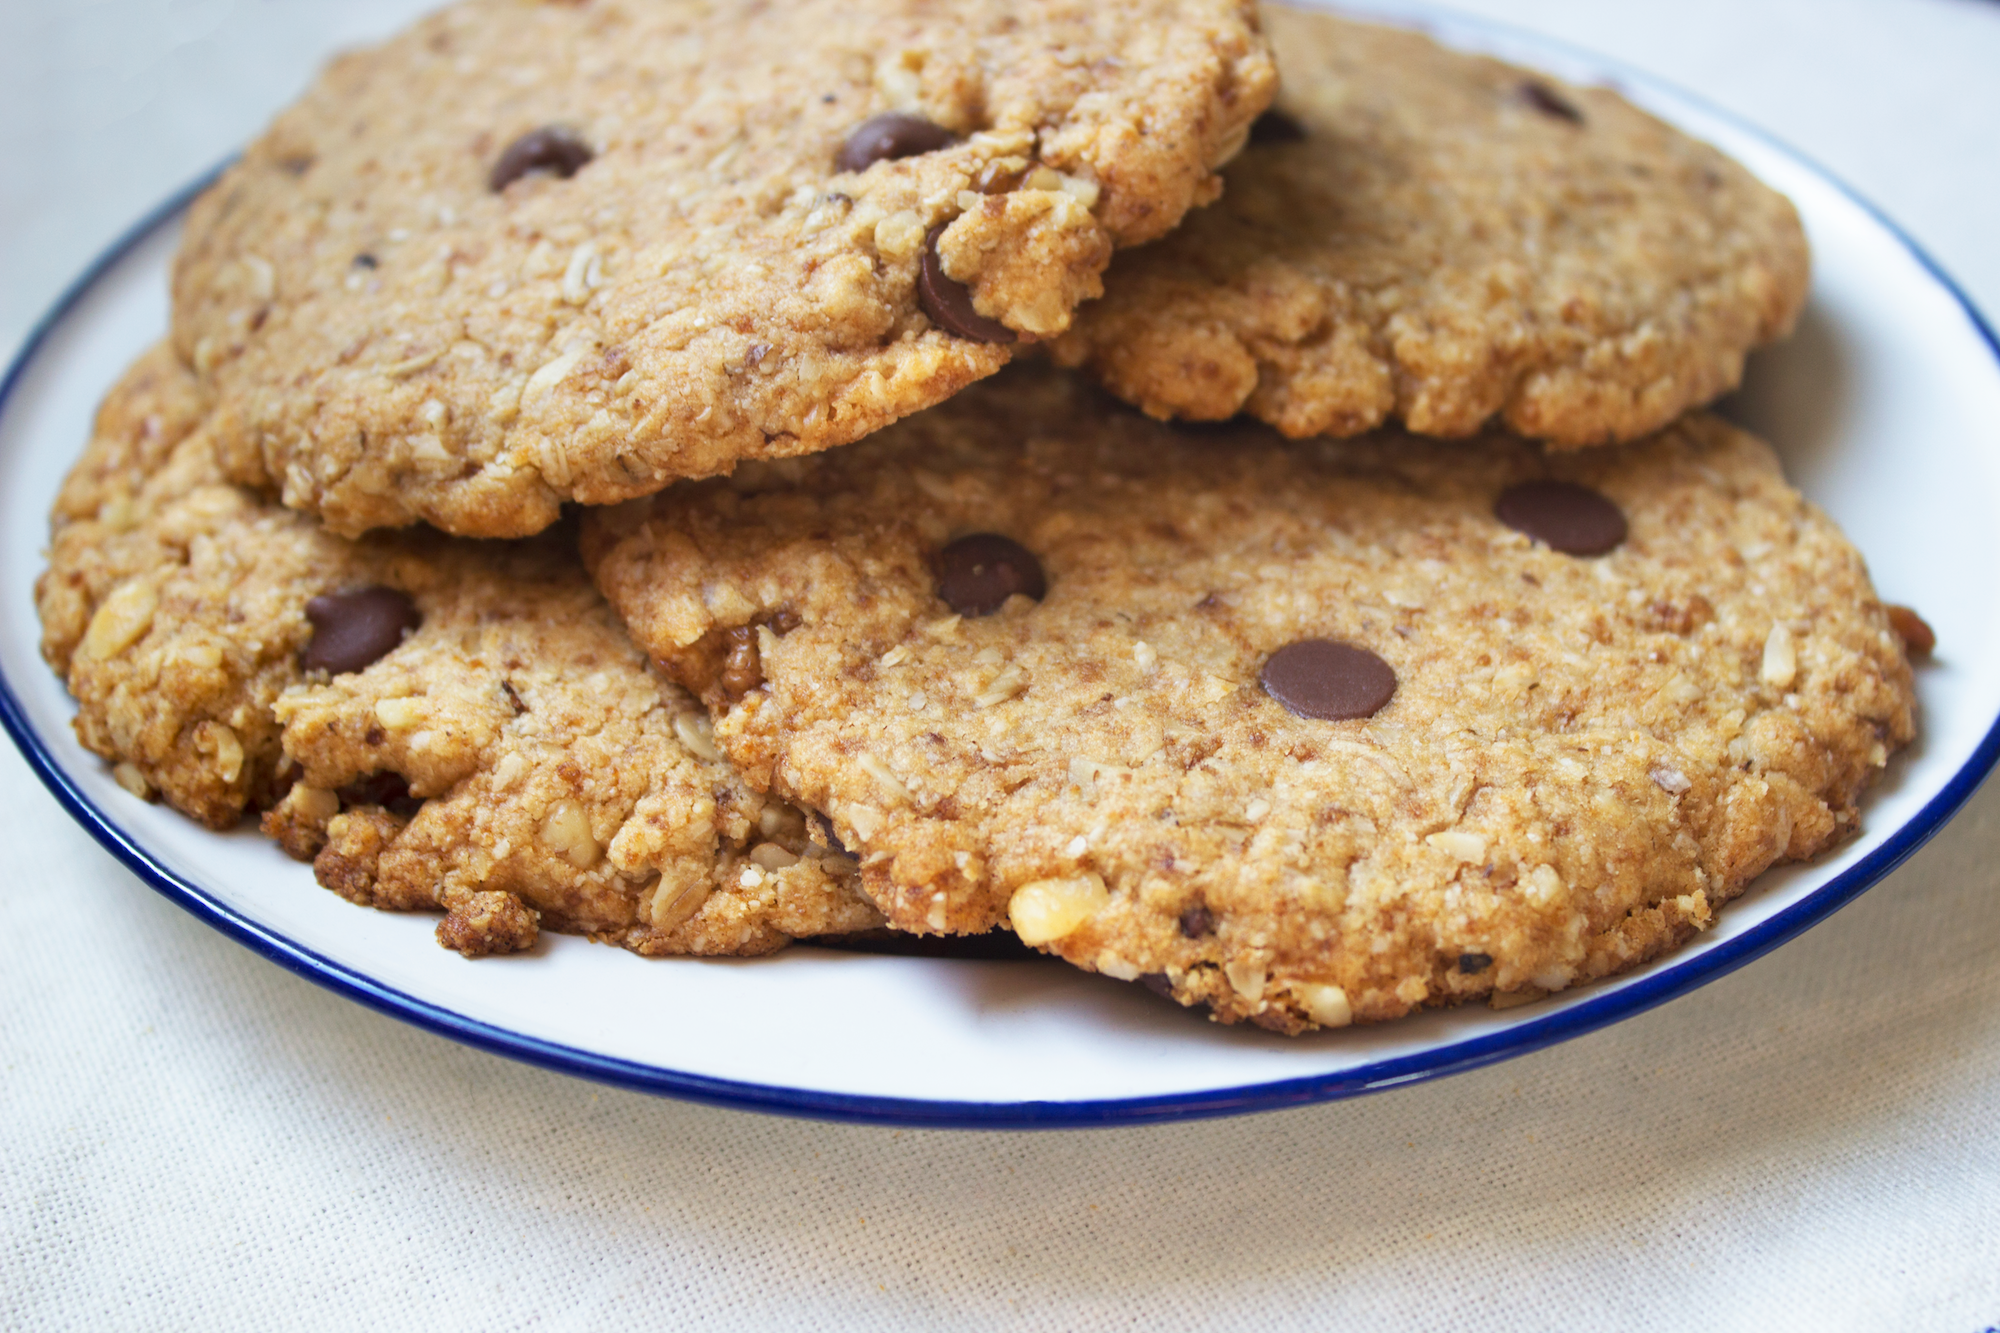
6 2 2000 1327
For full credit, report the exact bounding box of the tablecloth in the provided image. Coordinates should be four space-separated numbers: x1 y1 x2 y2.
5 1 2000 1327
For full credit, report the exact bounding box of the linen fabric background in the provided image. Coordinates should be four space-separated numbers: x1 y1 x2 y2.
4 1 2000 1328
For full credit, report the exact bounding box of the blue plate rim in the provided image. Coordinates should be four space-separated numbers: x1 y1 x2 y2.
3 17 1997 1130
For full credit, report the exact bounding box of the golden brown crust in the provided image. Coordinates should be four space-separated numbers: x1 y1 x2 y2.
172 0 1275 536
1051 9 1810 449
38 343 880 955
584 363 1915 1031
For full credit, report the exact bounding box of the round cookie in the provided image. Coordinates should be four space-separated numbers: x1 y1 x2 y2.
1049 8 1810 449
583 362 1917 1032
38 344 879 957
173 0 1276 537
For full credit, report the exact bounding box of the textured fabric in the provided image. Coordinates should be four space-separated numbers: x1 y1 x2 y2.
6 2 2000 1329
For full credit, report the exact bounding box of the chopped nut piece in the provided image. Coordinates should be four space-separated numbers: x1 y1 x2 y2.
78 579 158 661
1009 874 1108 945
1297 982 1353 1028
538 799 600 869
1760 623 1797 688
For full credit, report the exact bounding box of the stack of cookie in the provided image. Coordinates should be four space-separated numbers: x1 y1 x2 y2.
38 1 1923 1034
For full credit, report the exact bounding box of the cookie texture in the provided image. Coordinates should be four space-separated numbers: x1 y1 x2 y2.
173 0 1275 536
584 364 1916 1032
1050 8 1810 448
38 344 878 956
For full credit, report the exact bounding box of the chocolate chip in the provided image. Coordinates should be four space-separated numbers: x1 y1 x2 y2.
918 224 1016 344
1458 951 1494 975
1494 480 1627 555
1249 108 1306 143
935 533 1046 617
489 125 593 191
1179 905 1215 938
1260 640 1397 722
1887 604 1936 657
337 771 422 820
835 112 957 173
1520 81 1584 124
301 587 421 675
1140 973 1176 999
351 253 377 269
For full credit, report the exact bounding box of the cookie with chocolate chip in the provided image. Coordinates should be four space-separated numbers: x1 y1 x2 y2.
172 0 1275 537
582 362 1915 1032
38 344 878 955
1050 8 1810 449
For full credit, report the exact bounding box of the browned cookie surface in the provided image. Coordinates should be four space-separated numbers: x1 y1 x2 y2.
1051 9 1809 448
38 343 878 956
584 363 1915 1032
173 0 1275 536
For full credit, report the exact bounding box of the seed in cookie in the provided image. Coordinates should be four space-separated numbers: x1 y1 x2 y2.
1518 80 1584 124
1494 480 1627 556
835 113 958 172
488 125 593 191
1886 604 1936 656
1259 639 1397 722
935 534 1046 617
918 225 1018 344
1248 108 1306 143
301 587 421 675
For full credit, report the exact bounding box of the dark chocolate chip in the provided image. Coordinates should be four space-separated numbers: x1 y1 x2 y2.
1140 973 1176 999
1249 108 1306 143
1494 480 1627 556
835 112 958 173
489 125 594 191
351 253 378 269
1179 905 1215 938
1520 81 1584 124
935 533 1046 617
918 224 1016 344
1260 640 1397 722
301 587 421 675
1458 951 1494 975
337 771 422 820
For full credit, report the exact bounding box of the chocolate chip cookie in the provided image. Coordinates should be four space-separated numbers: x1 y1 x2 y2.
1050 8 1810 448
39 343 878 956
583 363 1916 1031
173 0 1276 537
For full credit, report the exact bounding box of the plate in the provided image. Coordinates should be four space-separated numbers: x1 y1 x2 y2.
4 4 1998 1128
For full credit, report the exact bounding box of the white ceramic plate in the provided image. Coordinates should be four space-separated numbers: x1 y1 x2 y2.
4 5 1998 1127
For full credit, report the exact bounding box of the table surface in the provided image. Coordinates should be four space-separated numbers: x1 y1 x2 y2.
5 2 1999 1328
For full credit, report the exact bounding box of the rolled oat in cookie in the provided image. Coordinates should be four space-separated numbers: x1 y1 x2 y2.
172 0 1275 538
38 343 878 956
1050 8 1810 449
583 362 1916 1033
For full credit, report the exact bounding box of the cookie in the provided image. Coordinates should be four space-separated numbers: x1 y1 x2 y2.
172 0 1276 537
583 363 1916 1032
1049 9 1810 449
38 344 879 956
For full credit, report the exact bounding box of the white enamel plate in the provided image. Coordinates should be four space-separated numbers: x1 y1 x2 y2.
4 6 1997 1126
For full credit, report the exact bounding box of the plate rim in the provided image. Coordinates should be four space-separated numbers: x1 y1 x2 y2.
4 23 1998 1130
